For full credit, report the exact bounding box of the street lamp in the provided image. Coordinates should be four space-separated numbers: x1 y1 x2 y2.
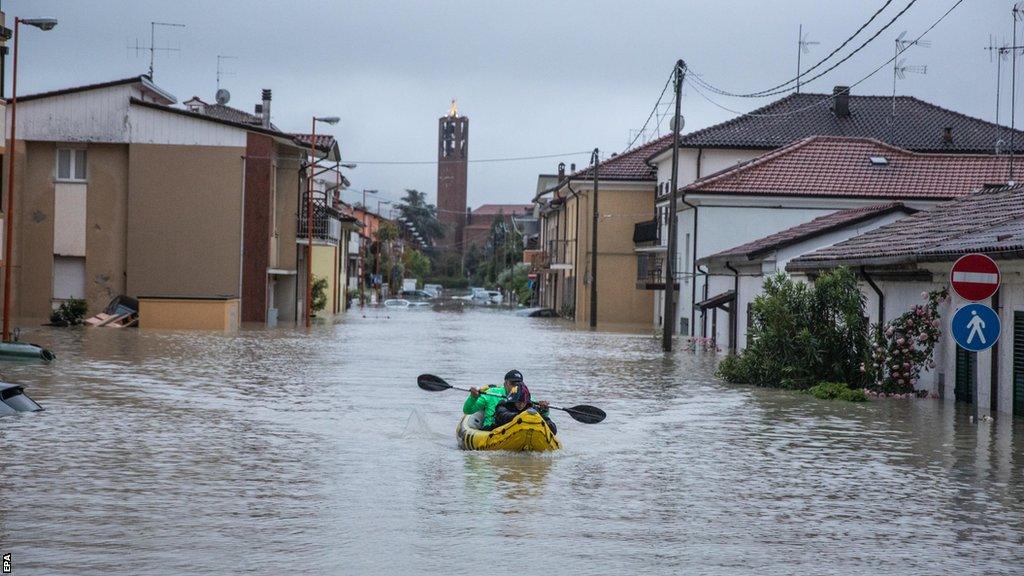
3 17 58 342
305 115 339 328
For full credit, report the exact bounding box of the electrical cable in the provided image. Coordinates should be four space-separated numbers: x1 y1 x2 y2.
623 67 677 152
345 151 592 165
690 0 919 99
683 0 964 119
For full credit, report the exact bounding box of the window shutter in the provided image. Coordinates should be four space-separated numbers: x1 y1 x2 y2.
1013 312 1024 415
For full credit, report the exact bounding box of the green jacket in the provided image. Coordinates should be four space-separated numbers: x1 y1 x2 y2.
462 385 506 428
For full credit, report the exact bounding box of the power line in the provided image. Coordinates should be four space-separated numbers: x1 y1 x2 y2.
684 0 963 119
624 67 676 151
346 151 592 165
691 0 918 99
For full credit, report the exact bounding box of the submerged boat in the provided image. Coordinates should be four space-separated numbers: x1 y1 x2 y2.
457 408 561 452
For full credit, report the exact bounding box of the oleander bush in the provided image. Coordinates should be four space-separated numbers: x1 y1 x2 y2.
50 298 88 326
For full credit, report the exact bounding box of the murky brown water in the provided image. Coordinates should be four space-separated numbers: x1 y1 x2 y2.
1 307 1023 575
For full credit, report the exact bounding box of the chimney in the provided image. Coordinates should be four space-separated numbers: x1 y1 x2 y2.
832 86 850 118
557 162 565 179
466 207 473 226
943 126 953 144
261 89 272 128
254 103 263 117
570 163 576 172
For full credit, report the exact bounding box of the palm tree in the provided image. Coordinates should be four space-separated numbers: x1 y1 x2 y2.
396 189 444 245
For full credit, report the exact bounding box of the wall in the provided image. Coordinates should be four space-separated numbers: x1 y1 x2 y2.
568 182 655 327
11 140 55 321
83 144 129 310
311 243 337 318
242 133 274 323
126 143 244 299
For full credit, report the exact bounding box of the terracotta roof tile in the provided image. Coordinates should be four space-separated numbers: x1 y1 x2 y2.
650 92 1023 157
683 136 1015 200
569 137 664 181
700 202 914 264
787 184 1024 269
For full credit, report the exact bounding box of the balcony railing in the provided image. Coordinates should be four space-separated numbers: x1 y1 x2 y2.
633 219 659 246
636 252 679 290
298 198 342 244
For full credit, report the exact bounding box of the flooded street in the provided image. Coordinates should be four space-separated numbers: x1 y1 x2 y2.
2 307 1023 575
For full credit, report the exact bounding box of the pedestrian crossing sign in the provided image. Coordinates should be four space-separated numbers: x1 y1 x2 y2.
951 303 1000 352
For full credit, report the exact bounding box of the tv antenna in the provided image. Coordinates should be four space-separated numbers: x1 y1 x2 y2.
983 35 1024 151
795 24 819 93
890 31 930 141
216 54 237 92
129 21 186 80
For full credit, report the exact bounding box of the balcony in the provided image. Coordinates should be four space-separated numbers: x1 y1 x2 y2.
298 197 342 245
633 219 659 247
636 252 679 290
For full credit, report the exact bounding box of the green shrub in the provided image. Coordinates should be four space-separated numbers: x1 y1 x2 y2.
50 298 88 326
739 268 869 390
807 381 868 402
715 354 749 383
311 276 328 315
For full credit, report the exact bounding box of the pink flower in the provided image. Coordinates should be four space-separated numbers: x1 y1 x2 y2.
897 338 905 345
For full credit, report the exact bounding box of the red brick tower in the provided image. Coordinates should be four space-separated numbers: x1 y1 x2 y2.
438 100 468 251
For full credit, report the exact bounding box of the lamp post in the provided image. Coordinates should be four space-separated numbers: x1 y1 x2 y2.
3 17 57 342
375 199 391 299
305 115 339 328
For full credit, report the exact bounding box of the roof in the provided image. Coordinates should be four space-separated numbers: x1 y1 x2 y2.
682 136 1014 200
568 137 664 182
292 133 338 155
648 91 1024 158
699 202 915 265
471 204 534 216
787 184 1024 270
19 74 176 105
130 98 306 149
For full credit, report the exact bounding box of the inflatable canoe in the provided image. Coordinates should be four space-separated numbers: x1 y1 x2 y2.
457 408 561 452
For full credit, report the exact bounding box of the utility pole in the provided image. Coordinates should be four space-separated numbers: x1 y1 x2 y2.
589 148 599 328
663 60 685 352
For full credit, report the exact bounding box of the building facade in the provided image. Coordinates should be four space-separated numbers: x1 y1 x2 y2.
437 101 468 252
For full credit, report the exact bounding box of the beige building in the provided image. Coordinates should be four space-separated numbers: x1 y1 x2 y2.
532 139 664 329
3 75 341 328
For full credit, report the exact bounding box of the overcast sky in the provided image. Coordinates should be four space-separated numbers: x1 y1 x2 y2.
5 0 1012 208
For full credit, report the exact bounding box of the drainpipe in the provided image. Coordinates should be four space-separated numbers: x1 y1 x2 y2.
590 148 599 328
861 266 884 337
681 193 698 336
566 179 583 320
725 261 739 354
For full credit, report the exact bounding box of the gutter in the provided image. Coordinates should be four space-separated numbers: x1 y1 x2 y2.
725 261 739 354
860 266 884 337
566 179 584 319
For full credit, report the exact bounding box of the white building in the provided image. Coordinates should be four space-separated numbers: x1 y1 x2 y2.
788 184 1024 418
639 87 1024 336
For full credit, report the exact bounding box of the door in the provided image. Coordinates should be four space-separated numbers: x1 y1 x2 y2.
1014 312 1024 416
954 345 976 404
53 256 86 302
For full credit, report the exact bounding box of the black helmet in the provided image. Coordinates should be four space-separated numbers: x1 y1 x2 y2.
504 369 524 383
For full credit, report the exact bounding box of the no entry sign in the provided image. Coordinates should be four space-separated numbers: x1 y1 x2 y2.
950 253 1000 302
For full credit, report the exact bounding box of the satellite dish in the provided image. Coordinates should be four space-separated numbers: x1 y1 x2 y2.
669 114 685 133
215 88 231 105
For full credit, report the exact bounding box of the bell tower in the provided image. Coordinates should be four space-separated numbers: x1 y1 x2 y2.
437 99 468 251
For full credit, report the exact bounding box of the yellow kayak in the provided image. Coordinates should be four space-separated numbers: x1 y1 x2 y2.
457 408 561 452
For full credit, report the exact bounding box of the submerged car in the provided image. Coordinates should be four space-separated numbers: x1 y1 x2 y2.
0 383 44 416
383 299 411 308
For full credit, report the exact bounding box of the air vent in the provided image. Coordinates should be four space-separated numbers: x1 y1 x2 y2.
868 156 889 166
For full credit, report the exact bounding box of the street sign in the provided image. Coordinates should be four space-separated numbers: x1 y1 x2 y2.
951 303 1000 352
950 253 1000 301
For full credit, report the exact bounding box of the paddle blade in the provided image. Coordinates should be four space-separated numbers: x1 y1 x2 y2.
417 374 453 392
562 404 606 424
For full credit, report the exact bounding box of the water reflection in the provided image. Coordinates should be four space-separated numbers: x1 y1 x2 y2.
1 310 1023 575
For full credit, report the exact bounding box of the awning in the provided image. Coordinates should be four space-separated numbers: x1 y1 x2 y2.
697 290 735 312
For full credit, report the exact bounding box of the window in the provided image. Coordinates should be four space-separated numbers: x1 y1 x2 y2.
56 149 87 181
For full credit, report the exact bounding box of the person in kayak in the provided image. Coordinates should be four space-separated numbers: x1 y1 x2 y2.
493 370 557 435
463 383 505 430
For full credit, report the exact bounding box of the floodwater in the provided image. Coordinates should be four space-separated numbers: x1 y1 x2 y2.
2 307 1024 575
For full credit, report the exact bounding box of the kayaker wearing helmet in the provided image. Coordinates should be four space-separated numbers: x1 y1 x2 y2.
493 370 556 435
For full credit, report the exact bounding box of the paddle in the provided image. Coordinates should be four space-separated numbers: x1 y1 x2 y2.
417 373 606 424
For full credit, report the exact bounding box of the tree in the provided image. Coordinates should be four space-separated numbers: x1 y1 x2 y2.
396 189 444 245
403 248 431 281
